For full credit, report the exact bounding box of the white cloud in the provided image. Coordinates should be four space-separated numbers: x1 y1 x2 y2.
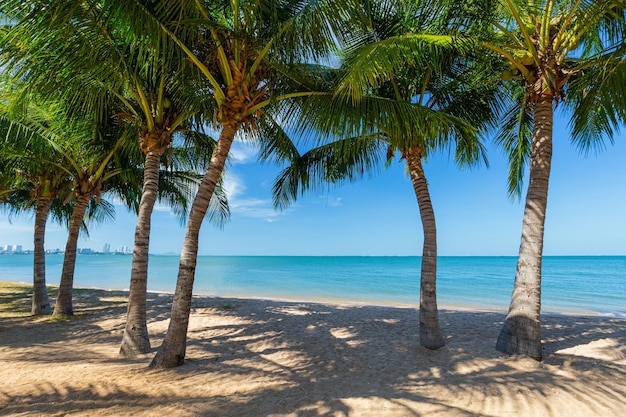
229 140 259 164
222 172 282 222
230 198 281 222
222 172 245 202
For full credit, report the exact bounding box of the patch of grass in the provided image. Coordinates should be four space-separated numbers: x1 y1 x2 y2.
0 283 34 317
0 282 126 321
48 313 73 322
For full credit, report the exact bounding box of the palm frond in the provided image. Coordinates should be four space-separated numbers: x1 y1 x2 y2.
493 88 533 198
255 113 302 165
337 33 473 102
278 0 366 63
206 178 231 229
566 48 626 154
272 135 386 209
85 198 117 226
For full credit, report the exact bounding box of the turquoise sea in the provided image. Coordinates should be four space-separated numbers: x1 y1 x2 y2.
1 255 624 316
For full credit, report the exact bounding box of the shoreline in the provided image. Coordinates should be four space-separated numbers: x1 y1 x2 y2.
2 279 624 318
2 255 624 318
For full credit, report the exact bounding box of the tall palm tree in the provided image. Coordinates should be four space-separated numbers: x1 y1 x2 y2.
118 127 230 355
471 0 626 359
0 160 70 315
270 0 500 350
0 0 216 352
134 0 361 368
48 114 131 316
0 97 74 315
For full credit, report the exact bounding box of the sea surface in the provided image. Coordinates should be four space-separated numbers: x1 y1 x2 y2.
1 255 624 316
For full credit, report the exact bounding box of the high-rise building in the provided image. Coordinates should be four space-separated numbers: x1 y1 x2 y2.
116 245 131 254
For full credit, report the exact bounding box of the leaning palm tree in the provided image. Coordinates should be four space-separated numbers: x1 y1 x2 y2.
469 0 626 359
3 0 356 366
117 127 230 355
127 0 362 368
270 0 501 350
47 122 228 317
48 115 132 316
0 1 216 352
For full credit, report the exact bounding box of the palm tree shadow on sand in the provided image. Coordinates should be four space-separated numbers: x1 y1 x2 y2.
0 288 624 416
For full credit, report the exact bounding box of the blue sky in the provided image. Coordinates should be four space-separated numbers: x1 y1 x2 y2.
2 113 625 256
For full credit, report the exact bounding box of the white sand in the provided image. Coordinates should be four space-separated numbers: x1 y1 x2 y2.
0 288 624 416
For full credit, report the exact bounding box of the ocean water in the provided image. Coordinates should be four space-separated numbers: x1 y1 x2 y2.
1 255 624 316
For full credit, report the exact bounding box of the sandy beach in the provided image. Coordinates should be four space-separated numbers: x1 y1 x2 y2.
0 283 624 417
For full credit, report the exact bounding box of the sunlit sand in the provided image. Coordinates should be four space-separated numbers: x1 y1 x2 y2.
1 284 624 416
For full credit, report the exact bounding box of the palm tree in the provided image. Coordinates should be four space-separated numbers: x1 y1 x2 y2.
0 97 73 315
1 1 216 352
118 128 230 355
0 164 70 315
49 115 132 316
470 0 626 359
0 94 126 316
270 0 500 350
138 0 360 368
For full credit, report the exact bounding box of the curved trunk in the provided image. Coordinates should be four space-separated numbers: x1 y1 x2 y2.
406 149 444 350
120 151 162 357
32 196 52 315
150 123 239 369
53 194 91 316
496 96 553 360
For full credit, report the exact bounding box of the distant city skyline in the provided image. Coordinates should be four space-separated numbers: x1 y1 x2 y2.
0 242 132 255
0 244 23 254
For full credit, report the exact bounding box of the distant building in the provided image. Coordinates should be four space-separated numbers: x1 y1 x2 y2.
103 243 111 254
0 244 28 254
116 245 131 255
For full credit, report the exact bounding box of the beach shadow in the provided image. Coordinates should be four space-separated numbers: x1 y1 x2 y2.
0 381 229 416
168 301 626 416
1 289 625 416
541 313 626 358
0 287 173 360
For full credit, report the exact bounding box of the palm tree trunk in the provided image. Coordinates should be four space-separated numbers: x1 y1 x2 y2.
53 194 91 316
32 196 52 315
496 96 553 360
150 123 239 369
120 151 161 357
406 148 444 350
